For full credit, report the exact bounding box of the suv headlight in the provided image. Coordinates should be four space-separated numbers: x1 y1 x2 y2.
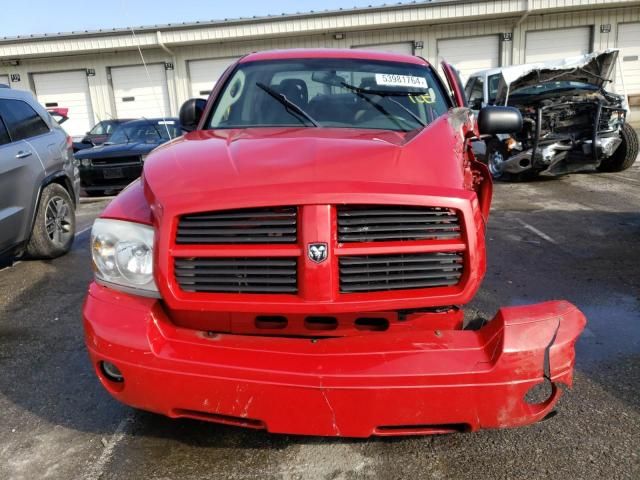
91 219 159 297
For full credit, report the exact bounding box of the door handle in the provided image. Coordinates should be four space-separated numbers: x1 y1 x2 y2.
16 150 33 159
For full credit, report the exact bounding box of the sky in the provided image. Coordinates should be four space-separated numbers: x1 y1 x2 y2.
1 1 406 38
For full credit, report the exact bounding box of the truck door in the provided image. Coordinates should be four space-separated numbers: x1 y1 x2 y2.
441 61 468 108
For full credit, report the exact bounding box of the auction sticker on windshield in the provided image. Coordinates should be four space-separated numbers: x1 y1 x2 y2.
375 73 428 88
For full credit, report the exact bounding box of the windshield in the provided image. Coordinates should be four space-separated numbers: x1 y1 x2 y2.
89 121 118 136
208 58 449 132
487 74 501 104
511 81 598 98
108 121 181 144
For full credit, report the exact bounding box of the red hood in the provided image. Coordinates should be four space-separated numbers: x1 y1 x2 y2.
143 114 470 212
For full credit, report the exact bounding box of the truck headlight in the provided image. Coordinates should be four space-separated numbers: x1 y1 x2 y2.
81 158 92 167
91 219 159 297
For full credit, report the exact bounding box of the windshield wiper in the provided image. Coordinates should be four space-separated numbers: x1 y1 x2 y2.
340 82 427 128
256 82 320 127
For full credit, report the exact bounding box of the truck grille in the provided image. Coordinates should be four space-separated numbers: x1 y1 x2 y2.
337 206 460 242
90 155 142 166
176 207 297 244
174 257 298 293
339 253 463 293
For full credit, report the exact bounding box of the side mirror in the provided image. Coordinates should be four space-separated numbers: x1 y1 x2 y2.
179 98 207 132
477 106 522 135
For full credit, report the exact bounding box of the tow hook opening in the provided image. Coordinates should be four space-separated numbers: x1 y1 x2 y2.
355 317 389 331
100 361 124 383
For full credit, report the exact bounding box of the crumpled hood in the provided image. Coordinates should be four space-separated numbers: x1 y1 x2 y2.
74 141 158 159
495 50 619 104
142 114 470 211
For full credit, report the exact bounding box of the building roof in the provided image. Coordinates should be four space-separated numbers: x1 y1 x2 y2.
0 1 447 44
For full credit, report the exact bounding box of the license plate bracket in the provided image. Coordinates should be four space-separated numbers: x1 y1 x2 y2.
103 168 124 179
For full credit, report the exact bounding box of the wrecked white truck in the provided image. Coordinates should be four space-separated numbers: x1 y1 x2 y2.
466 50 638 179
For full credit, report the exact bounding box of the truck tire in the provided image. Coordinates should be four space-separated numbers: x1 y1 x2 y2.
598 123 639 172
485 138 508 180
26 183 76 259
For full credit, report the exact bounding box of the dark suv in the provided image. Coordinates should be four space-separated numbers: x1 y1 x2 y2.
0 86 79 260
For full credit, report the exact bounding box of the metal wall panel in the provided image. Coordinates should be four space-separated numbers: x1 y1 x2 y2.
525 26 592 62
110 64 171 119
32 70 95 136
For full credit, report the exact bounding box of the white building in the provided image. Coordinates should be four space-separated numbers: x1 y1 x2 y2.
1 0 639 135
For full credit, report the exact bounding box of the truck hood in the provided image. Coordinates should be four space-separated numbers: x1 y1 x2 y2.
495 49 619 104
142 114 471 211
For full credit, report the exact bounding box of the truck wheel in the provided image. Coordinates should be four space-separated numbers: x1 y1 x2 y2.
485 138 508 180
26 183 76 259
598 123 639 172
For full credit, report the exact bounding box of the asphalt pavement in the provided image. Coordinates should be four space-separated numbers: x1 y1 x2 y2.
0 164 638 480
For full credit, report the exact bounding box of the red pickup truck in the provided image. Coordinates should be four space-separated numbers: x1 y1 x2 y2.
83 49 586 437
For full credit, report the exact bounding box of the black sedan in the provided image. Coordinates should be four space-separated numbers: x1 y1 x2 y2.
74 118 181 196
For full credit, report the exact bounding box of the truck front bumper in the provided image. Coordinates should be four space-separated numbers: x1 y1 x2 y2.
83 283 586 437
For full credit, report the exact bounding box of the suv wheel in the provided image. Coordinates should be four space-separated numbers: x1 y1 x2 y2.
26 183 76 259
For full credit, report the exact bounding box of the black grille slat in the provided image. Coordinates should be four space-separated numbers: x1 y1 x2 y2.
175 259 296 268
180 219 296 227
175 257 298 294
177 207 297 244
339 253 460 266
337 206 461 242
339 263 462 274
341 271 461 283
341 279 460 292
179 227 297 235
340 231 461 242
175 268 294 275
91 155 141 166
339 253 463 293
176 285 297 293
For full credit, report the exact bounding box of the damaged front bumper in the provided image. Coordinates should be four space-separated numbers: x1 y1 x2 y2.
499 103 627 176
83 283 586 437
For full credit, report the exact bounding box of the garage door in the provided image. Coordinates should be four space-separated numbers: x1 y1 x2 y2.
618 23 640 94
0 75 9 87
189 58 237 99
525 27 591 63
111 64 171 119
437 36 500 82
32 71 94 137
353 42 414 56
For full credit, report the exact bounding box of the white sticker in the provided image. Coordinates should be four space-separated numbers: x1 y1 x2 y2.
375 73 428 88
158 120 175 125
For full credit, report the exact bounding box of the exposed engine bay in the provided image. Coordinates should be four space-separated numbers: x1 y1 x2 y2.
502 89 627 176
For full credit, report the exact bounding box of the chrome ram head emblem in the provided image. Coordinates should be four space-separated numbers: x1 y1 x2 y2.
308 243 328 263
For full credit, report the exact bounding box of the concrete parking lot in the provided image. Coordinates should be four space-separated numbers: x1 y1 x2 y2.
0 163 639 479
